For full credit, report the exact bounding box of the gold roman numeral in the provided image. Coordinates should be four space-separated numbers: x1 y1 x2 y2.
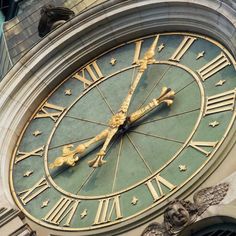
145 174 176 202
18 177 50 205
15 145 44 164
132 40 144 65
73 61 104 89
169 36 197 62
93 195 122 225
204 89 236 116
197 52 231 81
189 141 218 156
34 102 65 122
132 35 159 65
43 197 80 227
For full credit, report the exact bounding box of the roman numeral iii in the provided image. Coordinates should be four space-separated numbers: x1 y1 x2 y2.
204 89 236 116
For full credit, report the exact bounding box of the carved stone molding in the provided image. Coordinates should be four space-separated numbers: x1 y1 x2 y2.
10 224 36 236
0 207 21 227
0 207 35 236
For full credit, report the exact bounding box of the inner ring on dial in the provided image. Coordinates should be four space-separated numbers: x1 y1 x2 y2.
44 61 205 200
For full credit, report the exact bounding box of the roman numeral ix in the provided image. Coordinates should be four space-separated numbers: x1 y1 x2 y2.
15 146 44 164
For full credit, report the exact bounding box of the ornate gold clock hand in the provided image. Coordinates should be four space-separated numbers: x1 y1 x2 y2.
49 129 109 169
88 35 160 168
49 87 174 169
127 87 175 124
118 34 160 114
87 126 118 168
50 36 161 169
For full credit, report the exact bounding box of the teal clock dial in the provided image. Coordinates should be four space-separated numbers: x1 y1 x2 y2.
10 33 236 232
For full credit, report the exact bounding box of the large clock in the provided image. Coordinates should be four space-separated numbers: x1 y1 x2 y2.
9 31 236 234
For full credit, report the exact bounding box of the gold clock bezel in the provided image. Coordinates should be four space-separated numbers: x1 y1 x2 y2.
8 31 236 234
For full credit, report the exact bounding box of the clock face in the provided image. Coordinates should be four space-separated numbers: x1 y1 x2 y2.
10 32 236 232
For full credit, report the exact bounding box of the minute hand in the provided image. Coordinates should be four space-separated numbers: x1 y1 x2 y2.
88 35 160 168
119 35 160 114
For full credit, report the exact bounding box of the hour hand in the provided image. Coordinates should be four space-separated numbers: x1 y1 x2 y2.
49 129 109 169
49 144 77 169
127 87 175 124
88 126 119 168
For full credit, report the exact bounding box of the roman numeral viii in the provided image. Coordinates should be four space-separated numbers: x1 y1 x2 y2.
18 177 50 205
73 61 104 89
93 195 122 225
43 197 80 227
145 174 176 202
197 52 230 81
204 89 236 116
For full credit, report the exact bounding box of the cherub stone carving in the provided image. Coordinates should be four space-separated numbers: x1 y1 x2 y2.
141 182 229 236
163 199 198 235
38 4 75 37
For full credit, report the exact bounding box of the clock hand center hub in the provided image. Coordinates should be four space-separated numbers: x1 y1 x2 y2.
108 112 126 128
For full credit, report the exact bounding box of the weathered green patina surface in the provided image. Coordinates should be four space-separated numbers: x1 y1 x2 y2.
10 33 236 231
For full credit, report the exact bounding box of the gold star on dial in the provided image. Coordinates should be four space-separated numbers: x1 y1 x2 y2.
131 196 138 205
80 209 87 219
215 80 226 86
23 170 33 177
196 51 205 60
32 130 42 137
110 58 117 66
64 89 72 96
179 165 187 171
41 200 49 208
158 43 165 52
209 121 219 127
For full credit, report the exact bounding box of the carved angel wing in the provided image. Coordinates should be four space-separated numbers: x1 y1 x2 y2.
141 222 167 236
193 182 229 215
